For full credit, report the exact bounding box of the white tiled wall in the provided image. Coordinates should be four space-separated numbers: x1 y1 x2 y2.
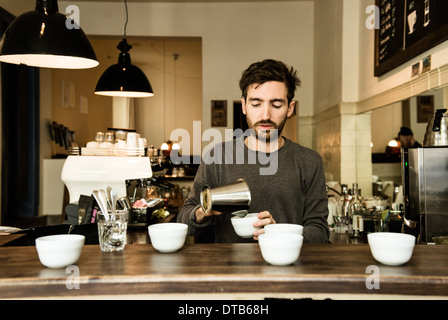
298 116 314 149
308 104 373 197
355 113 373 196
315 114 341 183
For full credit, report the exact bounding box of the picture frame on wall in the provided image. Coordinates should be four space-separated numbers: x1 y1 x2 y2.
61 79 76 109
417 95 434 123
211 100 227 127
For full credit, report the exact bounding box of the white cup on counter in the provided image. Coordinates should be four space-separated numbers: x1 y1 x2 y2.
138 137 147 149
99 141 114 149
86 141 99 149
258 233 303 266
367 232 416 266
148 223 188 253
35 234 85 268
115 139 126 148
126 132 138 148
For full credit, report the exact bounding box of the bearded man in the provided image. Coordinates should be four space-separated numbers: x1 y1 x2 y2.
177 59 329 244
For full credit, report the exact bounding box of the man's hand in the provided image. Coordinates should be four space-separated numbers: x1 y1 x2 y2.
253 211 276 240
195 206 223 224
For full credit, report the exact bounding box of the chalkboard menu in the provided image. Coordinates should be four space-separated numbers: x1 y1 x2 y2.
375 0 448 76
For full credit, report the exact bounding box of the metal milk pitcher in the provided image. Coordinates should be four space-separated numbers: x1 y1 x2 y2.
423 108 448 146
200 179 251 215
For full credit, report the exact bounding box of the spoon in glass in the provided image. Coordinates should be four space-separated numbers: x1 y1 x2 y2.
92 189 109 220
110 189 118 214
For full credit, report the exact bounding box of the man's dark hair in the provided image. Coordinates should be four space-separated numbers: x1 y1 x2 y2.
398 126 413 136
239 59 301 104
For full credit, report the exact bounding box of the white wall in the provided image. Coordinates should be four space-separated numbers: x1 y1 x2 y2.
133 38 202 153
370 102 402 154
313 0 362 110
313 0 342 113
313 0 374 194
63 1 315 147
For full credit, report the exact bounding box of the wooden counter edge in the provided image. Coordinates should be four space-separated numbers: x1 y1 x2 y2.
1 272 448 299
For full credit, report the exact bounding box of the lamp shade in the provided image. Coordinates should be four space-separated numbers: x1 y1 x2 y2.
0 0 98 69
95 38 154 98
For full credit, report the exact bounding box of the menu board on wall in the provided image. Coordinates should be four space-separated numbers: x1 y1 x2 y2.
375 0 448 76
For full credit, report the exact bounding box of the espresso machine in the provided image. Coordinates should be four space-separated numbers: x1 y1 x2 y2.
402 147 448 243
61 156 153 203
61 156 159 225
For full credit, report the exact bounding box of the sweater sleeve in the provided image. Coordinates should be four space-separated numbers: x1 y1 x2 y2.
301 152 330 243
176 161 214 237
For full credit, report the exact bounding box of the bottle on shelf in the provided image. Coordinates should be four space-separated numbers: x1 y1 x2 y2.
336 184 348 233
350 183 364 238
344 188 353 234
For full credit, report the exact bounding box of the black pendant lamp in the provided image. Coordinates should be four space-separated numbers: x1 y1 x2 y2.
0 0 98 69
94 0 154 98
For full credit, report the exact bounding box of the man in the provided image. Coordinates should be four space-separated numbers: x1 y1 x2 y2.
177 59 329 243
398 127 422 148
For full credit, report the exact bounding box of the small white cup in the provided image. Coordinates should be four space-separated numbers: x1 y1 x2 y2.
367 232 415 266
126 132 138 148
99 141 114 149
115 139 126 148
138 137 147 149
258 233 303 266
230 213 260 238
35 234 85 268
148 223 188 253
86 141 99 149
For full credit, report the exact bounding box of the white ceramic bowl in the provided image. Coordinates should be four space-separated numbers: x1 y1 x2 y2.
35 234 85 268
367 232 416 266
148 223 188 253
264 223 303 236
258 233 303 266
230 213 260 238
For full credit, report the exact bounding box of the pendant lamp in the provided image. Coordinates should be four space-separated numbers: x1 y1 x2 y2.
0 0 98 69
94 0 154 98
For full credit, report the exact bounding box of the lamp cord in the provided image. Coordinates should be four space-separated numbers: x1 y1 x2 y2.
123 0 129 38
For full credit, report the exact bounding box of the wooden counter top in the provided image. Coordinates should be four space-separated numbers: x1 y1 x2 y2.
0 234 25 246
1 243 448 299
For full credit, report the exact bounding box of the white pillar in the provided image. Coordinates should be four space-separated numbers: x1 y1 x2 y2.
112 97 134 129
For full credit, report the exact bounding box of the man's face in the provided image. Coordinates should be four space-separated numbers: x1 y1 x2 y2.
241 81 295 142
399 135 411 148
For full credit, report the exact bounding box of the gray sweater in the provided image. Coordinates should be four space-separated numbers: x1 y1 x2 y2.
177 137 329 243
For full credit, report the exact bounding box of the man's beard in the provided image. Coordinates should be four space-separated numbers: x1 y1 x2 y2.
246 118 287 142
